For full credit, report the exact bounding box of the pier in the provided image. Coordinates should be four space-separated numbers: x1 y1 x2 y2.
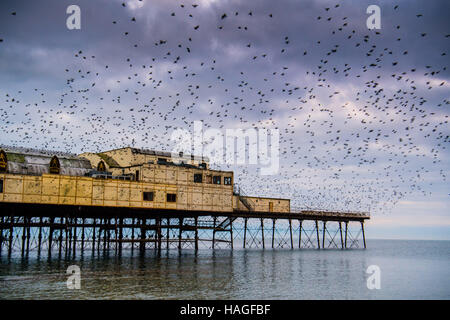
0 202 369 258
0 146 369 258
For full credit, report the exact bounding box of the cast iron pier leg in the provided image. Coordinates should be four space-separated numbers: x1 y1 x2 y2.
298 220 302 249
178 217 183 250
194 217 198 251
315 220 320 249
271 219 275 249
344 221 348 249
289 219 293 249
243 218 247 249
361 221 366 249
261 219 265 249
322 221 326 249
37 217 43 256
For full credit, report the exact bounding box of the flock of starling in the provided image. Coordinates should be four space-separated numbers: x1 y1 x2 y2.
0 1 448 214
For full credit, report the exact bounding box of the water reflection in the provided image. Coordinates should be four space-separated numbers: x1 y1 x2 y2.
1 240 449 299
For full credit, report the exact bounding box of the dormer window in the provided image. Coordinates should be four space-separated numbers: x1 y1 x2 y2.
49 156 60 174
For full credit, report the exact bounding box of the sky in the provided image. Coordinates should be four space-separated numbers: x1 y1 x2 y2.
0 0 449 240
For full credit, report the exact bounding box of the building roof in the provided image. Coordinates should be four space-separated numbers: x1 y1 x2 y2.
0 145 91 176
99 146 210 162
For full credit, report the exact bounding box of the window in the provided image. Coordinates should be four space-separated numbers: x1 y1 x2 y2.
205 174 212 184
0 179 3 193
194 173 202 183
49 155 60 174
167 193 176 202
143 191 154 201
213 176 221 185
136 170 140 181
199 162 207 169
224 177 232 185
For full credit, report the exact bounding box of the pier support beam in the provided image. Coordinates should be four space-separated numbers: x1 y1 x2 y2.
315 220 320 249
72 218 77 257
37 217 43 256
361 221 366 249
298 220 303 249
212 217 216 250
272 219 275 249
92 218 97 255
0 216 3 255
260 219 265 249
322 221 326 249
339 222 344 249
194 217 198 251
166 218 170 249
344 221 348 249
289 219 293 249
81 218 85 253
230 219 233 250
48 218 54 257
157 218 162 252
140 218 146 253
131 218 135 253
118 217 123 255
178 217 183 250
21 217 27 256
8 215 14 257
243 218 247 249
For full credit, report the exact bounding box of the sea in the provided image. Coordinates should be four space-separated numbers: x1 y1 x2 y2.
0 239 449 300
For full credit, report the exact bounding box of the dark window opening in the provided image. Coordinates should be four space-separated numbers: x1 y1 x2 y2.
158 158 167 163
224 177 232 185
143 191 154 201
136 170 140 181
167 193 177 202
194 173 202 183
213 176 221 185
0 179 3 193
199 162 207 169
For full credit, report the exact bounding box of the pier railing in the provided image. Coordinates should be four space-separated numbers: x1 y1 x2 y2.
290 206 370 218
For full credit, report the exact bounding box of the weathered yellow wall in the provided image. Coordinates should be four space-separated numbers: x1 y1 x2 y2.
233 195 290 213
0 173 233 212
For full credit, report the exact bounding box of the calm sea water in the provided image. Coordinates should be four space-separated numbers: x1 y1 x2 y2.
0 240 449 300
